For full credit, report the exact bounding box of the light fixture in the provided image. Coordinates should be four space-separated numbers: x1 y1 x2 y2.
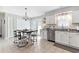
23 8 31 21
42 17 46 24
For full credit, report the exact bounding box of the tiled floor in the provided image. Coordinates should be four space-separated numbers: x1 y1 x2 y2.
0 37 79 53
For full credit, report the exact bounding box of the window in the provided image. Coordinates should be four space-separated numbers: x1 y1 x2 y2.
55 12 72 28
17 17 30 30
30 19 38 30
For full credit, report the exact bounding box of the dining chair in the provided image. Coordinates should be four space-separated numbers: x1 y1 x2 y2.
13 29 29 47
31 30 38 42
14 31 17 37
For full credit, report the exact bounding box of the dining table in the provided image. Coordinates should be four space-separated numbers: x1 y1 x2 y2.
14 29 38 47
14 29 37 42
22 30 37 41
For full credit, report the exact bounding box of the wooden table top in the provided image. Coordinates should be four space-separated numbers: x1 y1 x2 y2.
14 29 37 33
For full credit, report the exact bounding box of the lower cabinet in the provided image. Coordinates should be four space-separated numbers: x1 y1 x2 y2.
69 33 79 48
55 31 69 45
60 31 69 45
40 29 47 40
55 31 79 49
55 31 61 43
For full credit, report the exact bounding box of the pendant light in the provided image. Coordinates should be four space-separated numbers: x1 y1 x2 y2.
23 8 31 21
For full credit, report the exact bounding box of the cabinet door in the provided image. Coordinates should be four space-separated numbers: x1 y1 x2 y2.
60 32 69 45
70 33 79 48
55 31 62 43
72 10 79 23
43 29 47 40
55 31 69 45
46 15 55 24
40 29 47 40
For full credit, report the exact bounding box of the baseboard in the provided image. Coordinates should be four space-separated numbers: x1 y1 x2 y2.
55 41 79 50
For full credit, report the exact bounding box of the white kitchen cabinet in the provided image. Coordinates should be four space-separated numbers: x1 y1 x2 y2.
72 10 79 23
55 31 79 49
60 31 69 45
55 31 62 43
40 29 47 40
46 15 55 24
55 31 69 45
69 33 79 48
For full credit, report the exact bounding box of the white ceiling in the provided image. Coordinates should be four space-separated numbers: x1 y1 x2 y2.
0 6 61 17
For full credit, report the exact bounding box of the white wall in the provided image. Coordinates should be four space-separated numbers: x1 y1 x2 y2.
0 6 43 17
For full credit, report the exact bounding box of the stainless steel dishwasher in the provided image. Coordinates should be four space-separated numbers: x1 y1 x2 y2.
47 28 55 42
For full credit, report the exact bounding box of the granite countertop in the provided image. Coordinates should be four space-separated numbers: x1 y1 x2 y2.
55 29 68 31
41 28 79 33
55 28 79 33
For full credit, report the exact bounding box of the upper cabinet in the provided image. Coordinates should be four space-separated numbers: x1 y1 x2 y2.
72 10 79 23
46 15 55 24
